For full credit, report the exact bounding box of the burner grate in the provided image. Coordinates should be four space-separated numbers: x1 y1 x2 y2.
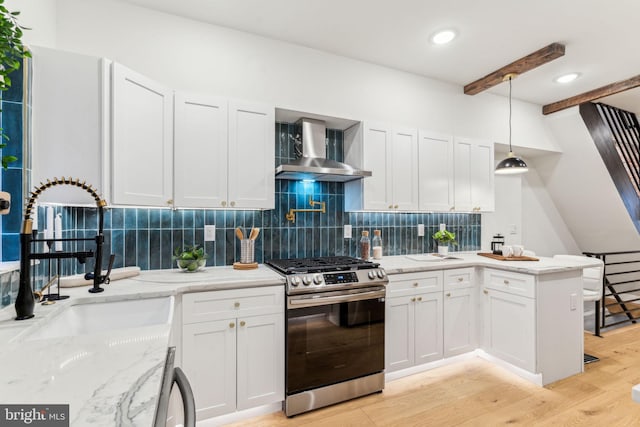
266 256 378 274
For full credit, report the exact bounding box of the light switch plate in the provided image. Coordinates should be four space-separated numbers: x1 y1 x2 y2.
204 225 216 241
344 224 352 239
417 224 425 237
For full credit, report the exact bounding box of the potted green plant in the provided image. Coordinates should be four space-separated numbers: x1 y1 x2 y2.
0 1 30 169
173 244 208 272
433 229 457 255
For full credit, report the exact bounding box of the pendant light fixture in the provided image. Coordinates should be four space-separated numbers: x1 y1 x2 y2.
495 73 528 175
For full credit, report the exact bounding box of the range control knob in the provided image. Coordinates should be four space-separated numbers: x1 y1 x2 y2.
368 271 377 280
290 277 301 287
302 276 312 286
377 270 386 279
313 274 323 284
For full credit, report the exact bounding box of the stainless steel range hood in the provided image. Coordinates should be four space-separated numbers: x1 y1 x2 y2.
275 118 371 182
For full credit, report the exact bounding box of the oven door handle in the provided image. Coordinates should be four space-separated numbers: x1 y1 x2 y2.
288 288 385 308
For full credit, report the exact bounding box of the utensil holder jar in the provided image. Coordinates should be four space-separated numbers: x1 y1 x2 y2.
240 239 255 264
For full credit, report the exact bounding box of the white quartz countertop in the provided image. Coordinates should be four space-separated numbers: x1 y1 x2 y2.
0 264 284 426
378 252 600 275
0 256 594 425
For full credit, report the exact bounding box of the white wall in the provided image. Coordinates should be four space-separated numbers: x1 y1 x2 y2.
18 0 583 254
481 174 522 251
538 107 640 253
47 0 559 152
5 0 56 48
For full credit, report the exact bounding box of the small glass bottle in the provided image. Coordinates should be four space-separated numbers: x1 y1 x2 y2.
372 230 383 260
360 230 371 260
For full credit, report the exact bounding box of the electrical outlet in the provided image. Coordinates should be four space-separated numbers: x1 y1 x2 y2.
344 224 352 239
204 225 216 241
509 224 518 235
417 224 425 237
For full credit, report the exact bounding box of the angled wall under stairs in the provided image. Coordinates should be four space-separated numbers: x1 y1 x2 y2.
580 102 640 233
537 106 640 253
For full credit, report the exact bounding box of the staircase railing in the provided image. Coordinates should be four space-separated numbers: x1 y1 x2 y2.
583 250 640 336
580 102 640 233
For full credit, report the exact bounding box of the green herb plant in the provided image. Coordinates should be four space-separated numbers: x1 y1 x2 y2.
0 0 30 169
433 229 457 246
173 245 208 271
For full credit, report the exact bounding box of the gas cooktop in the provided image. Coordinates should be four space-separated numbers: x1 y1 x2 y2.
265 256 379 274
265 256 387 295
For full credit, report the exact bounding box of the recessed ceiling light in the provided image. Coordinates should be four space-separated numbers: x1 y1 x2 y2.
554 72 580 84
431 29 457 45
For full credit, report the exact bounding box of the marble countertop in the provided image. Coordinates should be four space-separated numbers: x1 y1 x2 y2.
0 265 284 426
378 252 599 276
0 255 595 425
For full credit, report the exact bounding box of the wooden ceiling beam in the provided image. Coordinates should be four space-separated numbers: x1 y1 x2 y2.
464 42 565 95
543 75 640 115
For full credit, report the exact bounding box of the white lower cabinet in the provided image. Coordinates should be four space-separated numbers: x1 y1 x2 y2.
443 268 476 357
481 269 536 372
181 287 284 421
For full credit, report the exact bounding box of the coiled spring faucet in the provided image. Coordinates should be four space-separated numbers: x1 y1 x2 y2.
15 177 108 320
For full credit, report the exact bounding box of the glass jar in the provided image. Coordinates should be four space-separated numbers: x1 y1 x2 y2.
372 229 383 260
360 230 370 260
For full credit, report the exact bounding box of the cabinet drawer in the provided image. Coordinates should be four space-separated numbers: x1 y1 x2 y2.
444 268 475 290
183 286 284 324
483 269 535 298
388 271 444 297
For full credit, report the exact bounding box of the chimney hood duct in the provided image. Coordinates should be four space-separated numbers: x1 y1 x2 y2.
275 118 372 182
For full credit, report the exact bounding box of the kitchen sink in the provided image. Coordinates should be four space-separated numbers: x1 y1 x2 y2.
24 296 174 341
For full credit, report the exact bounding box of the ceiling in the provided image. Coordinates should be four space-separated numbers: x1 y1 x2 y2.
122 0 640 113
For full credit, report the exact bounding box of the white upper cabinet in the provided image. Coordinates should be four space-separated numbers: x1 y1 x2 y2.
418 130 454 211
227 101 275 209
111 62 173 207
32 47 107 204
453 137 495 212
174 93 228 208
345 122 418 211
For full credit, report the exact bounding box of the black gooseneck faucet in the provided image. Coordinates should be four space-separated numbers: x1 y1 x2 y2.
15 178 109 320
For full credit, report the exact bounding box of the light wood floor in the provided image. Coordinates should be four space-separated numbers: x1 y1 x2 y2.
227 326 640 426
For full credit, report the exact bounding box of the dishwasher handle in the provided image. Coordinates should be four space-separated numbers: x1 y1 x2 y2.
173 367 196 427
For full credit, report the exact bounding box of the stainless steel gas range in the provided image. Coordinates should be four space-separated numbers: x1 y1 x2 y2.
264 256 388 417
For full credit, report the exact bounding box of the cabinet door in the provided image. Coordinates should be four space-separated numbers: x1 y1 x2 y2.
453 137 473 211
414 291 444 364
390 127 419 210
418 130 454 211
483 289 535 371
174 92 228 208
32 47 105 204
470 140 495 211
111 63 173 206
443 287 476 357
363 123 393 210
227 101 274 209
385 295 415 371
236 313 284 410
182 320 237 420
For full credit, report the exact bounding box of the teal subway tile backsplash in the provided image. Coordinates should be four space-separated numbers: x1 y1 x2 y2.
1 121 481 307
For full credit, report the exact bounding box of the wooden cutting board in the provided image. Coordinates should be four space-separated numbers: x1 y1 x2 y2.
477 252 539 261
233 262 258 270
59 266 141 287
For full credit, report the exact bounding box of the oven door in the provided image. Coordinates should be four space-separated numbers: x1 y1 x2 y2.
286 286 385 395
